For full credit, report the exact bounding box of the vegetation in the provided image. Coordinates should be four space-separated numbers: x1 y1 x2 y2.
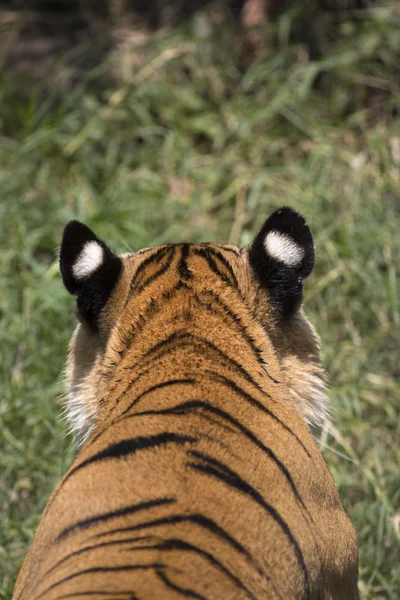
1 2 399 597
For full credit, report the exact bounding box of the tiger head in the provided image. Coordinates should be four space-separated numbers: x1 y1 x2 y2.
60 207 328 445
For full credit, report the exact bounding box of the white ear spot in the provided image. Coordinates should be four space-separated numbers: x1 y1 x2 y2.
72 241 104 280
264 231 304 267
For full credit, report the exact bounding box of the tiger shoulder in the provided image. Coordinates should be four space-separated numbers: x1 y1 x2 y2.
13 207 359 600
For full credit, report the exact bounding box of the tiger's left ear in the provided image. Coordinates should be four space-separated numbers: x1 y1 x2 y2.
59 220 122 329
248 207 315 315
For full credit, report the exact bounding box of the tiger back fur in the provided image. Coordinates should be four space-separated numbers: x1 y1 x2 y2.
12 207 359 600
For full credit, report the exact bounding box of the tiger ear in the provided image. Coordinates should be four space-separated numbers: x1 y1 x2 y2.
248 207 315 315
59 221 122 329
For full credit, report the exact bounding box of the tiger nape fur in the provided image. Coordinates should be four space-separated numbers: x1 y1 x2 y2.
13 207 359 600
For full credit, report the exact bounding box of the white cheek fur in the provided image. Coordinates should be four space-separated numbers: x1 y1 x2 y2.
72 241 104 280
63 385 96 446
264 231 304 267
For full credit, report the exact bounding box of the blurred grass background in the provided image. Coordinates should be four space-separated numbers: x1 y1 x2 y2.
0 1 399 598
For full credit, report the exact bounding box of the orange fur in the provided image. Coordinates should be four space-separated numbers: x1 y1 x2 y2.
13 237 359 600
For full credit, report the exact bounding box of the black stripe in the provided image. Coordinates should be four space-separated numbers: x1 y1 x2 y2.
92 361 308 463
156 568 207 600
57 592 139 599
63 433 195 485
128 330 190 370
118 296 161 357
208 243 241 256
136 246 176 293
108 332 234 409
107 299 191 411
34 564 166 600
115 280 186 364
186 451 310 600
90 513 256 563
193 247 237 289
198 431 238 456
197 290 261 357
195 290 279 383
124 331 268 397
95 293 277 431
113 282 278 412
206 247 240 287
205 370 311 457
195 411 236 434
118 378 195 418
137 246 158 255
133 246 170 283
55 497 175 543
195 246 240 284
86 364 157 446
89 360 193 445
128 400 307 513
178 244 192 280
43 536 159 582
50 527 258 600
125 538 256 600
125 247 170 306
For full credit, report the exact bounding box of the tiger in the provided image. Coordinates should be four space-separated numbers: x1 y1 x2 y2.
12 207 359 600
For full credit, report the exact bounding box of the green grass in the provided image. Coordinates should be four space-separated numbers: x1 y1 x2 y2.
1 3 399 598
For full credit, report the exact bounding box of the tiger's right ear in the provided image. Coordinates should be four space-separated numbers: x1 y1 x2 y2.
59 221 122 329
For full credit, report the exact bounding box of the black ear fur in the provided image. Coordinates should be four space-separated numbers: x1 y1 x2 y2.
60 221 122 329
249 207 315 315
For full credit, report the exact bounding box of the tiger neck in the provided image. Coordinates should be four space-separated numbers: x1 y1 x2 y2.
99 296 282 426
